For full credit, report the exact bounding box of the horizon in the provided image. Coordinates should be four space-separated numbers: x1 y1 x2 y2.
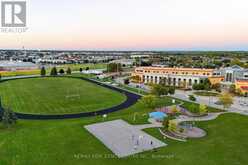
0 0 248 50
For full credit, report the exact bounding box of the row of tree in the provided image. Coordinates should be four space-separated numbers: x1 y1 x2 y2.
151 84 175 96
192 79 211 91
40 67 72 76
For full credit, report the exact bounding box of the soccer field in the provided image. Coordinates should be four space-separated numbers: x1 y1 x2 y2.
0 77 126 114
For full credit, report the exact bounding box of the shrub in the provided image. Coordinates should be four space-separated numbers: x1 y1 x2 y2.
199 104 208 114
124 79 130 85
50 67 58 76
192 83 205 90
189 95 196 101
59 69 65 74
151 84 175 96
188 104 199 114
66 67 72 75
219 92 233 110
168 86 175 95
40 66 46 76
1 107 18 128
139 95 156 108
168 120 177 132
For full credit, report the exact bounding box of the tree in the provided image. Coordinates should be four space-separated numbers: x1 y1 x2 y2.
229 84 236 94
192 79 211 90
139 95 156 108
219 92 233 110
151 84 169 96
131 75 141 83
163 119 170 131
40 66 46 76
212 83 221 92
66 67 72 75
107 63 122 72
59 69 65 74
135 57 141 66
124 78 130 85
168 120 177 132
171 105 179 114
79 68 83 72
236 88 243 96
1 107 18 128
199 104 207 115
50 67 58 76
168 86 175 95
159 77 168 86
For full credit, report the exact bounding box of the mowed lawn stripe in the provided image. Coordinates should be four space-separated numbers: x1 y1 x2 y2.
0 77 126 114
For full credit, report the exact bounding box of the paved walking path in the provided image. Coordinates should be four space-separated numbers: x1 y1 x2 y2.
174 112 225 124
133 113 225 130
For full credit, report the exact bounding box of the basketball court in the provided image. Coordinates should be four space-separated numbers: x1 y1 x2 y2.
85 119 167 158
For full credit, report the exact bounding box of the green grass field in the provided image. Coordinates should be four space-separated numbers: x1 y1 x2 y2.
0 63 107 77
0 77 126 114
0 99 247 165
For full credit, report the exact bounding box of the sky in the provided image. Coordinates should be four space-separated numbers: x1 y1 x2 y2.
0 0 248 50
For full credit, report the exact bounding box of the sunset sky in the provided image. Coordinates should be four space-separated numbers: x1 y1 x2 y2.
0 0 248 50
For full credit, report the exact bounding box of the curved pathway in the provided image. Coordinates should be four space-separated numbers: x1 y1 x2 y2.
133 112 225 131
174 112 225 124
0 76 141 120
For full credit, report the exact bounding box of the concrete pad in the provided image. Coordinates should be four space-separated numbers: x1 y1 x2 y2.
85 119 167 158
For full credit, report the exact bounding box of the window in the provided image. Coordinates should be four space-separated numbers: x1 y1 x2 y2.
189 79 192 86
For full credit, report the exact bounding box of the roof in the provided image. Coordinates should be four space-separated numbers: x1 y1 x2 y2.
0 61 37 67
223 65 244 71
240 86 248 90
236 79 248 83
137 67 214 72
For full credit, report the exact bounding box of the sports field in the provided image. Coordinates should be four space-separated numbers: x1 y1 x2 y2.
0 77 126 114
